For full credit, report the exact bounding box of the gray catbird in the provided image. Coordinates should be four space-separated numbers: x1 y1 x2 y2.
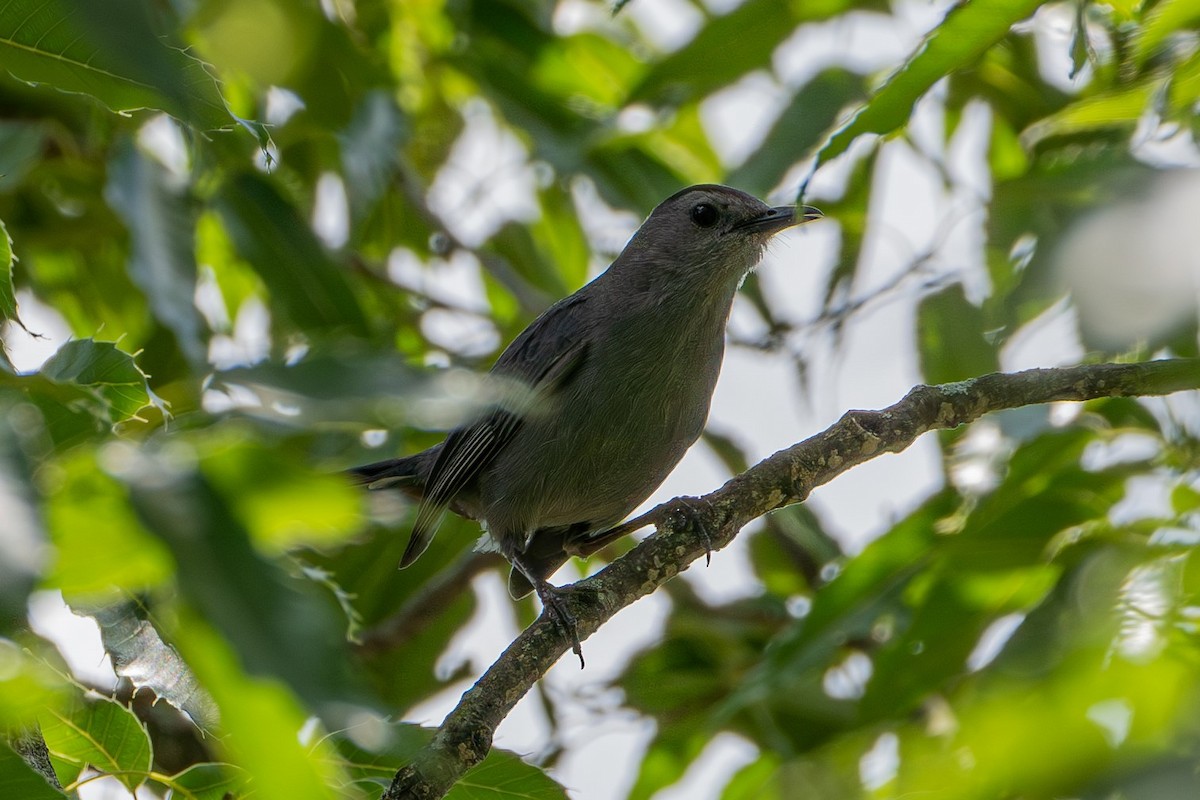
351 185 820 653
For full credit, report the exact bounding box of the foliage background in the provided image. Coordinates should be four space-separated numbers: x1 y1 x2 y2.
1 0 1200 798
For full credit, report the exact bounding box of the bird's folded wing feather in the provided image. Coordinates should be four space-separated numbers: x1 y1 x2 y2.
401 295 591 566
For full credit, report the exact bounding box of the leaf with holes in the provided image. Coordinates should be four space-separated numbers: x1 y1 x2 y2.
40 694 152 792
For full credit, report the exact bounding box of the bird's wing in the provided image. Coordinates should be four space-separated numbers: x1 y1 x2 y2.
400 295 591 567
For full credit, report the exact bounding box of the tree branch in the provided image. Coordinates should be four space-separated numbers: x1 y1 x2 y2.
383 358 1200 800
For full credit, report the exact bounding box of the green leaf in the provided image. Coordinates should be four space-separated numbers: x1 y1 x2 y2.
0 743 66 800
124 447 357 707
450 748 568 800
0 640 72 727
0 218 23 331
40 694 152 792
0 0 231 130
917 283 999 386
39 338 163 423
816 0 1045 166
213 172 370 338
163 762 248 800
106 139 207 367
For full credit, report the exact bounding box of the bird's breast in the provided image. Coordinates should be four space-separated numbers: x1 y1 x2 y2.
479 296 731 537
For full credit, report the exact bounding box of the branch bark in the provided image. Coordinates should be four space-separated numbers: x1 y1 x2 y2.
383 358 1200 800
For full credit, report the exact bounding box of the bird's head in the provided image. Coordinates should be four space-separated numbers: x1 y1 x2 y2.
616 184 822 292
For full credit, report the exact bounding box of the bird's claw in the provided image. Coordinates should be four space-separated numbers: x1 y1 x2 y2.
665 496 717 566
536 582 585 669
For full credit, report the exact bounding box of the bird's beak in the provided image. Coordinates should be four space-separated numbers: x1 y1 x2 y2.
733 204 823 234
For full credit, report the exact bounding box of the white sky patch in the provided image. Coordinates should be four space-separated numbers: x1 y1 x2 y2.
624 0 703 52
265 86 306 126
653 733 760 800
136 114 189 181
194 266 231 332
207 295 270 370
701 72 790 169
427 101 539 247
387 248 491 313
1109 475 1174 527
420 308 500 358
27 590 118 690
2 290 73 372
312 172 349 249
1086 698 1133 748
860 731 899 791
1116 559 1175 661
823 650 873 700
967 613 1026 671
999 298 1085 372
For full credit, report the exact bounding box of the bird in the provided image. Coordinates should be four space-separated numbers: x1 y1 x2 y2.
351 184 821 660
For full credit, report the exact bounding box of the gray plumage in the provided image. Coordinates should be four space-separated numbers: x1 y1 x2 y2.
351 185 820 600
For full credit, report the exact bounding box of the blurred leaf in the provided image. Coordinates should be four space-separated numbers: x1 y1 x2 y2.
987 150 1153 338
0 743 66 799
201 433 363 552
124 448 358 708
43 449 173 600
817 0 1044 166
917 283 999 386
171 612 345 800
214 172 370 338
0 120 47 194
1022 50 1200 147
0 0 231 129
0 401 44 623
333 721 567 800
717 491 958 752
106 139 207 367
1135 0 1200 68
730 70 867 197
340 91 408 228
531 32 643 109
948 34 1070 133
633 0 868 104
40 693 152 792
622 588 787 800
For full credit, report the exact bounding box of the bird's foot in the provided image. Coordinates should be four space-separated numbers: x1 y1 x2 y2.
535 581 586 669
663 496 718 566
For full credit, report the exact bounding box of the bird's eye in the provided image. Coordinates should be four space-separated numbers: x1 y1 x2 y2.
690 203 719 228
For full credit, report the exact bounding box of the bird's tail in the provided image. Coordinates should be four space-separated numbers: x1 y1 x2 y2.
346 454 424 492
